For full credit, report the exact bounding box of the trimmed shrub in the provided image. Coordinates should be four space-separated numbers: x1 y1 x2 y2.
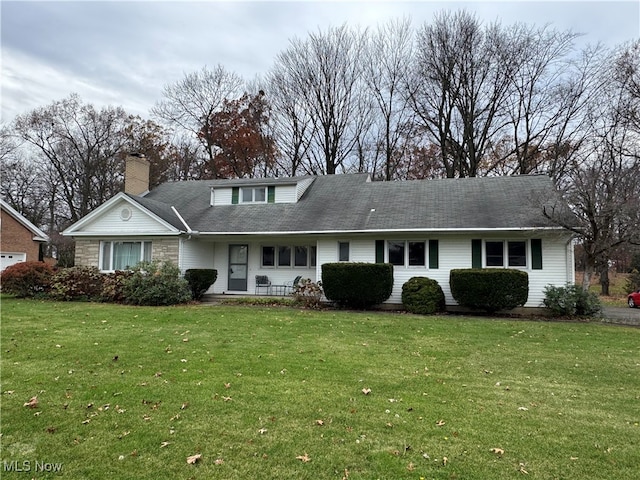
101 270 134 303
450 268 529 313
402 276 445 314
293 279 324 309
0 261 54 298
184 269 218 300
322 263 393 309
543 284 602 317
50 266 104 301
122 261 192 306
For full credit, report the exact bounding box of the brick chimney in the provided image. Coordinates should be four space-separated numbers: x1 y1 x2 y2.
124 153 150 195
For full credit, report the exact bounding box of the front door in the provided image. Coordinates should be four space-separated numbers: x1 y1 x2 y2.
228 244 248 291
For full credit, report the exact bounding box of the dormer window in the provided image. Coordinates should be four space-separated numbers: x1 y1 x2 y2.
241 187 266 203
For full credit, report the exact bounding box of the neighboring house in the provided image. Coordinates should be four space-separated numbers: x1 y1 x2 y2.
62 155 575 308
1 199 50 271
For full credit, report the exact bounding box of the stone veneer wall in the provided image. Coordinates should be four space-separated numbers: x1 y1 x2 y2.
74 238 180 267
74 239 100 266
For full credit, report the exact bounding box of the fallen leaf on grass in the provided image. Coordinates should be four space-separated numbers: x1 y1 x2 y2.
362 388 371 395
24 396 38 408
315 419 324 426
436 420 446 427
443 456 448 466
187 453 202 464
160 441 171 448
214 458 224 465
222 396 232 402
296 453 311 463
519 463 529 474
258 428 268 434
490 448 505 455
181 402 189 410
407 462 415 471
518 406 529 411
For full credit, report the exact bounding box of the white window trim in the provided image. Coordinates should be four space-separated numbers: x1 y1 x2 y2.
261 244 316 269
99 240 152 272
241 187 267 204
384 240 430 268
483 240 528 269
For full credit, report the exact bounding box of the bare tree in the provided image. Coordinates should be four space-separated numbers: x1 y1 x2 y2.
363 17 416 180
12 94 130 225
152 65 244 179
409 11 519 177
269 24 369 175
544 48 640 292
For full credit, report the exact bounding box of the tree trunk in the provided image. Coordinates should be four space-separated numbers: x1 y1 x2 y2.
599 265 610 296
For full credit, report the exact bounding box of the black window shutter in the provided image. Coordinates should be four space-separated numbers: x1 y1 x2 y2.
232 187 239 204
531 239 543 270
375 240 385 263
267 185 275 203
472 239 482 268
428 239 439 269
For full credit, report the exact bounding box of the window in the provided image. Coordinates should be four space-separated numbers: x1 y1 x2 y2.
485 241 504 266
338 242 350 262
483 240 528 268
262 246 275 267
100 241 151 271
262 245 316 268
388 241 405 266
295 246 308 267
508 241 526 267
408 242 426 266
278 246 291 266
241 187 266 203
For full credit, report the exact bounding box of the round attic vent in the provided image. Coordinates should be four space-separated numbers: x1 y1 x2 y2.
120 207 132 221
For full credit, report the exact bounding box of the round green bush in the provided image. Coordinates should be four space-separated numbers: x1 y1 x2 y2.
184 269 218 300
402 276 445 314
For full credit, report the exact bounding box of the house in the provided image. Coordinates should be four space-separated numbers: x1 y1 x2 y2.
62 155 575 308
1 199 50 271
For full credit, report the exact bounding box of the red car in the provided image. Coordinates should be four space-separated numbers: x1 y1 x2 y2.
629 290 640 308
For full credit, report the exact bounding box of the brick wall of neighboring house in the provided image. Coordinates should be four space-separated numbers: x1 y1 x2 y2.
1 208 41 261
74 238 180 268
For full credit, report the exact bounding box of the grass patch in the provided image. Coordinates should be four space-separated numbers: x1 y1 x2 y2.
1 298 639 479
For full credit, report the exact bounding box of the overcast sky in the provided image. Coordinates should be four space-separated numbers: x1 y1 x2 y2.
1 0 638 123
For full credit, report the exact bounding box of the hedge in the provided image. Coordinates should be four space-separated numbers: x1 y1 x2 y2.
450 268 528 313
322 262 393 309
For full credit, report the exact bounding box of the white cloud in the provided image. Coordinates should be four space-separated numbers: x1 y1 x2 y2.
1 0 638 122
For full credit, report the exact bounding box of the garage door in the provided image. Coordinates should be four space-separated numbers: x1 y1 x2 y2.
1 252 26 271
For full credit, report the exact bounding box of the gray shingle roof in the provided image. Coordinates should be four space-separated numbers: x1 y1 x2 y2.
133 173 564 234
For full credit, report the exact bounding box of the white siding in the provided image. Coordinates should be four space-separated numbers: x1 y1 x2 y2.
296 178 315 200
212 184 301 205
315 233 573 308
212 188 233 206
275 184 297 203
81 200 173 234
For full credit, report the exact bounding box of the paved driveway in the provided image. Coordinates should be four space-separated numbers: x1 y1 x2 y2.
601 306 640 326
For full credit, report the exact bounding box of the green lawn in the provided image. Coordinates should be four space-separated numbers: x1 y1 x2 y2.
1 298 639 479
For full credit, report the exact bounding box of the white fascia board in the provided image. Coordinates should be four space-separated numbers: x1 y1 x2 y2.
194 226 567 236
61 193 182 236
0 199 50 242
